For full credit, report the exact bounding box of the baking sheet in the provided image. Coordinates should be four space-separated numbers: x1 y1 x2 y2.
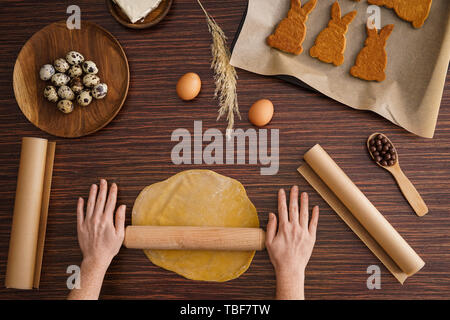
5 137 55 289
230 0 450 138
298 144 424 283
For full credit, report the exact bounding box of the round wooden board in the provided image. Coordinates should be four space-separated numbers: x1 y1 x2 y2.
106 0 173 29
13 21 129 138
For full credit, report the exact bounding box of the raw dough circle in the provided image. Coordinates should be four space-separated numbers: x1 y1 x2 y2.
132 170 259 282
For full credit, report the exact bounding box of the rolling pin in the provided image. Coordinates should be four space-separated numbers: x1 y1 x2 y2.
124 226 266 251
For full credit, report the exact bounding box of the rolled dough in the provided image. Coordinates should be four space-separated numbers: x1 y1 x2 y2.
132 170 259 282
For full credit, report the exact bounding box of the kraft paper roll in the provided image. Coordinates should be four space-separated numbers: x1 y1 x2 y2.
5 137 56 290
298 144 424 284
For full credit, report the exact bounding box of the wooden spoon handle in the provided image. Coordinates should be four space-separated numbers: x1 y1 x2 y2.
390 167 428 216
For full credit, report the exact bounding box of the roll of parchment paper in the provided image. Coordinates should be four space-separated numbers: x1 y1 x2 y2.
298 144 424 284
5 137 56 289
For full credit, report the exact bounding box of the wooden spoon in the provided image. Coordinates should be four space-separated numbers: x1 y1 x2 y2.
367 133 428 217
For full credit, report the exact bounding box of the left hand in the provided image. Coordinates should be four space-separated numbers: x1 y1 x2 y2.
77 179 126 269
266 186 319 278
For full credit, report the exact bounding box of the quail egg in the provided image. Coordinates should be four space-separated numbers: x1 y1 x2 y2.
82 61 98 74
83 74 100 88
66 51 84 65
57 100 74 114
43 85 58 103
57 85 75 101
54 58 70 73
70 77 84 94
51 73 70 86
92 83 108 99
67 65 83 78
77 89 93 106
39 64 55 81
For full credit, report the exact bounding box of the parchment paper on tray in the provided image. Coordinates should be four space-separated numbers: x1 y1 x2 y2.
230 0 450 138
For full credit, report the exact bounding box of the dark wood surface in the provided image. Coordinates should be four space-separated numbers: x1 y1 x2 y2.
0 0 449 300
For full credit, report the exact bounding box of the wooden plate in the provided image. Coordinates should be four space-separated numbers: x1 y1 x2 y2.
107 0 173 29
13 21 129 138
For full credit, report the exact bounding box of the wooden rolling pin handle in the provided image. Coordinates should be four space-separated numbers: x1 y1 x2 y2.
124 226 266 251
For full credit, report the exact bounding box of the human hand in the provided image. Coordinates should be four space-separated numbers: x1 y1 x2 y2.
266 186 319 299
77 179 126 270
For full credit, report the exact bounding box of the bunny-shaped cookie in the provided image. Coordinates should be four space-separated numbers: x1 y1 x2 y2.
350 24 394 82
368 0 432 28
267 0 317 55
310 1 356 66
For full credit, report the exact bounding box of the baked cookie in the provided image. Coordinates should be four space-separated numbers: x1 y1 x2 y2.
368 0 432 28
267 0 317 55
350 24 394 82
310 2 356 66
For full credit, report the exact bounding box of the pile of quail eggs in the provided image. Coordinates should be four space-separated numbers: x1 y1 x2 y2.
39 51 108 114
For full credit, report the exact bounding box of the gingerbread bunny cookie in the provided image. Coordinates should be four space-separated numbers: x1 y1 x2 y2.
310 2 357 66
350 24 394 82
267 0 317 55
368 0 432 28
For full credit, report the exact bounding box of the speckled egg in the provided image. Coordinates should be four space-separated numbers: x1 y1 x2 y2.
92 83 108 99
54 58 70 73
57 85 75 100
66 51 84 65
57 100 74 114
39 64 55 81
70 77 84 94
68 65 83 78
83 74 100 88
82 61 98 74
43 85 58 103
51 73 70 86
77 89 93 106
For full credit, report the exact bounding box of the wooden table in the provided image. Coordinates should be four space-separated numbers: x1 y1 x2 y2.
0 0 449 300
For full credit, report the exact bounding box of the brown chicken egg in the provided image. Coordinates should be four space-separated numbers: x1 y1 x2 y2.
176 72 201 101
248 99 274 127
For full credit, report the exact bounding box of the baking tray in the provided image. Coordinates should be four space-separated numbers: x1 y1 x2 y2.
231 2 316 92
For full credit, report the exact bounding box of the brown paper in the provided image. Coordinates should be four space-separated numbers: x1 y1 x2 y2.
298 144 424 283
5 137 55 289
230 0 450 138
33 141 55 288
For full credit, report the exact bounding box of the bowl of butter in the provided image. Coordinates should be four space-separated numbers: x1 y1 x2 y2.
107 0 173 29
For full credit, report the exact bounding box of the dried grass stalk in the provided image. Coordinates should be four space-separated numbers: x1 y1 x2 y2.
197 0 240 138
